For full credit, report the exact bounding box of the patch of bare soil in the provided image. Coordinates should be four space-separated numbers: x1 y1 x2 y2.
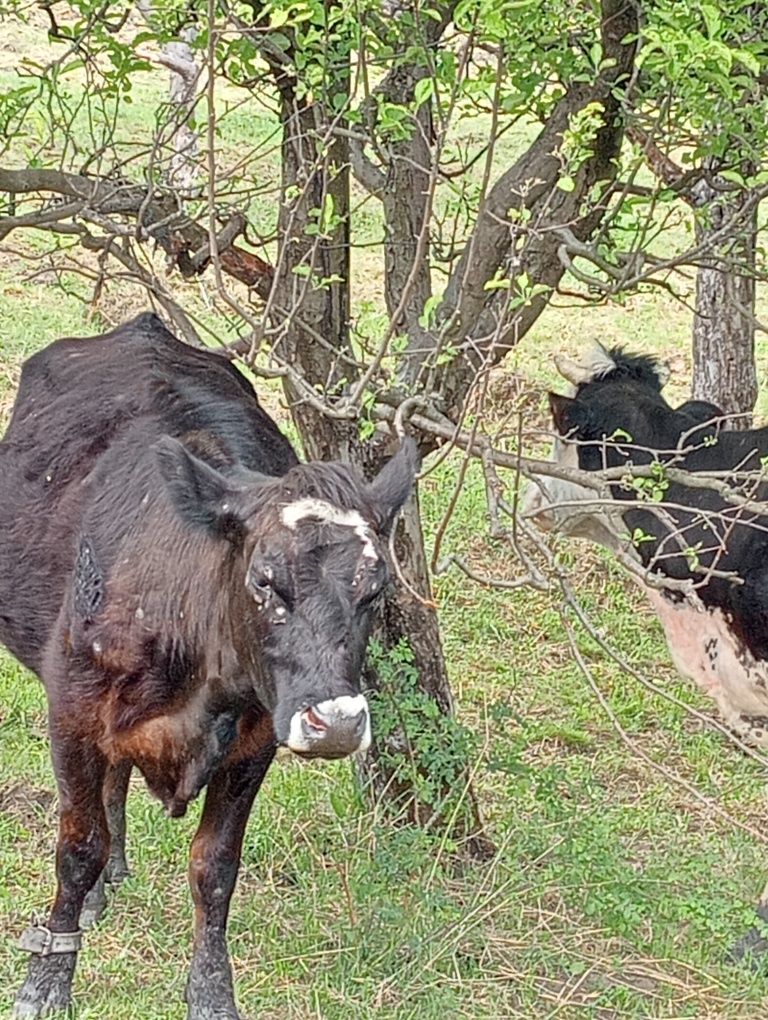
0 782 55 829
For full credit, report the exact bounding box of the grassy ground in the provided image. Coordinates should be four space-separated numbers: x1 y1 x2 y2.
3 13 768 1020
4 263 768 1020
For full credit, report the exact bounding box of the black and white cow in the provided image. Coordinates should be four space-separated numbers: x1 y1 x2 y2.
523 341 768 742
523 341 768 959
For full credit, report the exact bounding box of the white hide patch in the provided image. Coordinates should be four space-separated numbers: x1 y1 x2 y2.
286 694 371 755
281 499 377 560
643 586 768 746
520 438 627 552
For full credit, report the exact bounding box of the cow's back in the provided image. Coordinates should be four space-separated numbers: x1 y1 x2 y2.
0 313 297 674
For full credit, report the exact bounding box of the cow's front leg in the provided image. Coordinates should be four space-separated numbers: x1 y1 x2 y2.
186 747 274 1020
80 760 132 928
14 735 108 1018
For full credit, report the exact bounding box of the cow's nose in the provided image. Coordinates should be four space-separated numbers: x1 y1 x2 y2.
286 695 371 758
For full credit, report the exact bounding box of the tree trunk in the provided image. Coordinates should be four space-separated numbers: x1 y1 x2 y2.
270 68 488 853
362 488 493 857
136 2 199 194
692 182 758 427
273 97 352 458
623 137 760 427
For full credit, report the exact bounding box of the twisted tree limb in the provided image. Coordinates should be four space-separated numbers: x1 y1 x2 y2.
0 167 273 294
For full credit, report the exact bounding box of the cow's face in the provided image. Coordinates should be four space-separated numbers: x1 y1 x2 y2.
244 497 392 758
521 343 722 550
156 438 419 759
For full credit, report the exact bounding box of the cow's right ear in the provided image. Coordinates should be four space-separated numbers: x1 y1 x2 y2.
154 436 256 538
548 392 577 436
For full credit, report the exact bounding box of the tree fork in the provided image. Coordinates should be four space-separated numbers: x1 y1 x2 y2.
268 41 490 850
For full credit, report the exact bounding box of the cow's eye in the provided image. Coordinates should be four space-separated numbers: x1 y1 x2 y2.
249 577 271 606
358 578 385 608
247 561 274 599
249 571 293 609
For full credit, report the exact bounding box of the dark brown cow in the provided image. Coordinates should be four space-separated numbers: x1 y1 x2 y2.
1 313 417 1019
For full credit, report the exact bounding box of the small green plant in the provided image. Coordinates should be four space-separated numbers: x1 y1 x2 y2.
557 100 606 191
358 389 376 441
683 542 703 571
628 526 656 548
366 638 477 820
610 427 633 443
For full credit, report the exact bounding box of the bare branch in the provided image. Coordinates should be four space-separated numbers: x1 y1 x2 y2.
0 167 273 294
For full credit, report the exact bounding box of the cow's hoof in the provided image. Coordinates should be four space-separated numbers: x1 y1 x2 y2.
107 863 130 885
106 852 130 886
726 904 768 969
13 955 76 1018
80 873 107 928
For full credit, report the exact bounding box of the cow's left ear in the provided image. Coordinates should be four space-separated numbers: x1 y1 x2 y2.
367 438 420 535
154 436 262 538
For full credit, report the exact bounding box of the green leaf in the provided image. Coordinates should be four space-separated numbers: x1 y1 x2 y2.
718 169 745 186
329 788 347 819
483 275 511 291
734 48 761 76
269 7 290 28
419 294 441 328
414 77 435 108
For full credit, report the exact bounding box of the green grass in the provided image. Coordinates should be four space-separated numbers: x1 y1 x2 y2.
4 313 768 1017
3 13 768 1020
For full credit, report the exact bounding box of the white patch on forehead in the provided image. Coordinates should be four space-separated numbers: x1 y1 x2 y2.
643 586 768 747
281 498 378 560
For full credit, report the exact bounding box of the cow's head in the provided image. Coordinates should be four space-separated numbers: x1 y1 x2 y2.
521 342 723 550
156 437 419 759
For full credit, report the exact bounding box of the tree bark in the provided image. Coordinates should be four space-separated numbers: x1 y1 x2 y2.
275 112 485 847
626 128 760 428
692 182 758 427
267 38 489 850
136 1 200 193
362 488 493 857
380 65 435 388
164 26 201 194
0 167 273 293
272 95 356 466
